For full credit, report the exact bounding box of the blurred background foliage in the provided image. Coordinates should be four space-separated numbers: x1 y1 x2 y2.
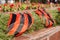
30 0 47 3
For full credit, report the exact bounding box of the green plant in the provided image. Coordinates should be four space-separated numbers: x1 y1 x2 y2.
20 4 27 10
0 9 59 39
55 12 60 25
26 12 44 33
26 10 58 33
0 13 13 40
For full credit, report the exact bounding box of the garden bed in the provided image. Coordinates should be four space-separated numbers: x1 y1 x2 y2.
13 26 60 40
0 7 60 40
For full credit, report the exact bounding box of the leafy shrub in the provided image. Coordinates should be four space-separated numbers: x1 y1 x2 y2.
26 10 59 33
0 13 13 40
55 13 60 25
26 12 45 33
55 10 60 25
47 10 58 26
